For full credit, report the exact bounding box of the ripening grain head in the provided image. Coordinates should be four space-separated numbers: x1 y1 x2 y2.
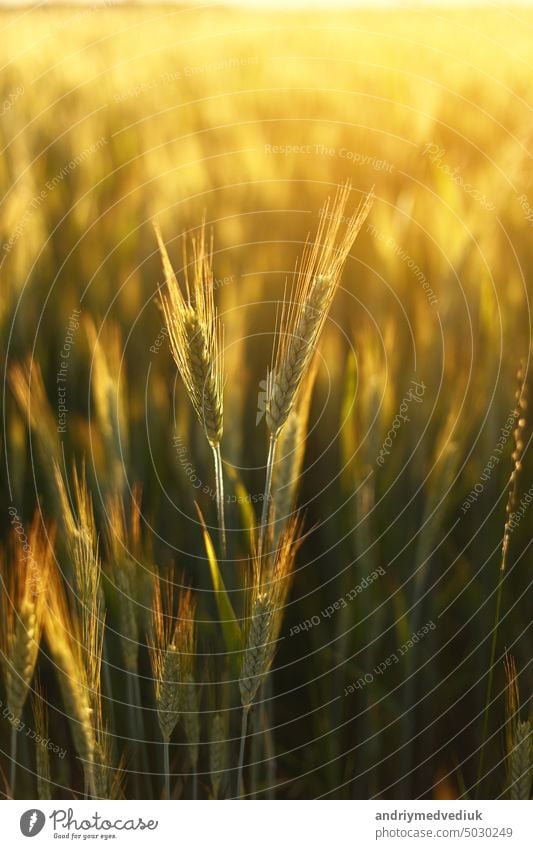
155 222 224 447
271 354 319 547
85 318 129 492
45 562 97 796
53 461 104 703
0 516 53 721
9 360 60 464
266 185 373 439
239 517 302 708
149 575 197 743
104 489 147 674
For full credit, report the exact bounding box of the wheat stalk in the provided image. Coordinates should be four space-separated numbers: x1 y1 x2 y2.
32 682 52 800
504 654 532 799
155 221 226 554
92 697 122 800
478 364 527 793
259 185 373 550
181 674 200 797
210 712 229 799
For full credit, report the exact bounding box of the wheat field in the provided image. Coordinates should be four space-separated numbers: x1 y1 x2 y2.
0 4 532 801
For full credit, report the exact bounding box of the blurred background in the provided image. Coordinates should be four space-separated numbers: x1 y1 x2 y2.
0 2 532 799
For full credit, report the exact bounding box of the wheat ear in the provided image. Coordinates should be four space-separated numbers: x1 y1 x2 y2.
8 360 60 465
104 487 151 796
45 564 97 798
85 318 129 493
149 575 196 798
259 186 373 550
53 461 111 798
509 721 532 799
53 462 105 703
104 492 141 676
0 515 52 797
237 518 302 796
271 355 318 547
155 222 226 554
180 612 200 798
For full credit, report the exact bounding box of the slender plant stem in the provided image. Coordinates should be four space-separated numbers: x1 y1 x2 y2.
10 724 17 798
163 739 170 800
402 531 433 797
477 564 505 795
102 644 114 732
90 774 97 799
259 435 278 554
249 714 258 798
236 705 250 798
262 682 276 800
132 672 152 799
83 766 97 799
127 673 143 799
212 442 226 556
192 771 198 800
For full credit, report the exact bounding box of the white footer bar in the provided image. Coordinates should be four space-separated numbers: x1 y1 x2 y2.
3 800 531 848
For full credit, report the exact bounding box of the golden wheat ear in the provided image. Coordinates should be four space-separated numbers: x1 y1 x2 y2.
271 353 319 548
104 488 147 673
1 515 53 722
8 360 60 465
179 597 200 793
1 515 54 797
85 317 129 493
148 568 197 798
154 221 226 555
45 561 97 798
148 574 182 745
237 516 303 796
259 185 373 552
154 221 224 444
52 460 105 712
266 185 373 439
